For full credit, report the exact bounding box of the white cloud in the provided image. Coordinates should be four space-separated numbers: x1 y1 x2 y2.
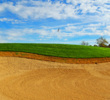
103 26 110 35
0 36 8 43
0 18 13 22
0 18 25 24
0 0 109 25
28 24 110 38
66 0 110 5
0 1 78 20
65 25 77 31
66 0 110 24
0 23 110 43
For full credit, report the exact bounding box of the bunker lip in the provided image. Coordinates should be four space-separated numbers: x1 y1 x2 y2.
0 51 110 64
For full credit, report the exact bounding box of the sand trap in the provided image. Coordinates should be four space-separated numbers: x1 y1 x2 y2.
0 57 110 100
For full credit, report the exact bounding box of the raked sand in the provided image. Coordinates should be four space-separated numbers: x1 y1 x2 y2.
0 57 110 100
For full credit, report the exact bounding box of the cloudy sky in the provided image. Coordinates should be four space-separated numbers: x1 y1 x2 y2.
0 0 110 45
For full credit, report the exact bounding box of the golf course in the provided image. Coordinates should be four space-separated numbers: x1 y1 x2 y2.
0 43 110 100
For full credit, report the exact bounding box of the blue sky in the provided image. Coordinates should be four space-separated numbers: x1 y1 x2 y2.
0 0 110 45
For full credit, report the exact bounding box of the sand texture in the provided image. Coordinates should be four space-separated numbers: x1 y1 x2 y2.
0 57 110 100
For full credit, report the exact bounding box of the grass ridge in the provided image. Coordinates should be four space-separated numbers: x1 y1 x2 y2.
0 43 109 58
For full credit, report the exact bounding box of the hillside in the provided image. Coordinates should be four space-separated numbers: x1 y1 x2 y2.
0 43 109 58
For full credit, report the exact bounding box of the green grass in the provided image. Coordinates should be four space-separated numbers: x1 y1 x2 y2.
0 43 110 58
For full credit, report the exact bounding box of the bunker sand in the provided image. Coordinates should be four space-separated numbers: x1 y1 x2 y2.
0 57 110 100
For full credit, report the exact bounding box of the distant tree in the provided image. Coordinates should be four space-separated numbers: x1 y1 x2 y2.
81 41 89 46
94 45 98 47
108 44 110 48
96 37 108 47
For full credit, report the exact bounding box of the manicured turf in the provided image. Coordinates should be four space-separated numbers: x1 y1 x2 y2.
0 43 110 58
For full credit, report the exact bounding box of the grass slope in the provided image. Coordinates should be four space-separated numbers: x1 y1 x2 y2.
0 43 109 58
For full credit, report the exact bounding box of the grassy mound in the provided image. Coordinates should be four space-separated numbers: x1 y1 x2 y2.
0 43 110 58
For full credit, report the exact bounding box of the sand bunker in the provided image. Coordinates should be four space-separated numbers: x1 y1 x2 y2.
0 57 110 100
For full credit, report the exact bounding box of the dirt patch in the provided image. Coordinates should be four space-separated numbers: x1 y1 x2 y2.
0 51 110 64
